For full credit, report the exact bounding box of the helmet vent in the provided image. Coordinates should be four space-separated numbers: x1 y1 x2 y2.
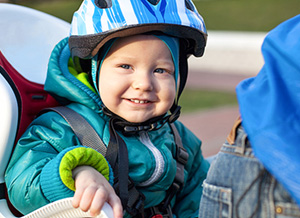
95 0 112 8
147 0 160 5
185 0 195 11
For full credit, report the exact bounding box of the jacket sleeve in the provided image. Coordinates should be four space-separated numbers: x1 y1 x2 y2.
4 111 112 215
172 121 210 218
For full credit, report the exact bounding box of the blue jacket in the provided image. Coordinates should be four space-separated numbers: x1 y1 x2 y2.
236 14 300 207
5 37 209 217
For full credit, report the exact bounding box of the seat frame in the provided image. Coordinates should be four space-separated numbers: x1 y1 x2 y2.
0 3 113 218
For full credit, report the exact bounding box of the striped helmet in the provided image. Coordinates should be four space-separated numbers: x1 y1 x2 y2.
69 0 207 59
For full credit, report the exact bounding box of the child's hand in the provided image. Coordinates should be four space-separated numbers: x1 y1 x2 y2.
72 165 123 218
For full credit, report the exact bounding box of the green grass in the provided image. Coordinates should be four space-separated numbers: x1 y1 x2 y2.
15 0 82 23
14 0 300 31
194 0 300 32
179 88 238 113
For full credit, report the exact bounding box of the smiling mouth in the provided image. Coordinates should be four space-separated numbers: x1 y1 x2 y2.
129 99 150 104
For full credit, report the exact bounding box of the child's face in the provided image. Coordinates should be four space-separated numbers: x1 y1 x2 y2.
99 34 176 123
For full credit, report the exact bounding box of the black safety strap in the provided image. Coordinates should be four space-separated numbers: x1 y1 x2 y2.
42 106 107 155
170 123 188 187
107 117 129 209
105 118 119 169
160 123 189 212
0 183 5 199
44 106 145 216
44 107 187 218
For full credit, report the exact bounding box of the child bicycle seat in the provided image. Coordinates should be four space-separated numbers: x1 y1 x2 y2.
0 3 70 84
0 52 113 218
0 3 113 218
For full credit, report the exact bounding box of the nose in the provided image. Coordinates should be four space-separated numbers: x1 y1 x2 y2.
131 70 154 91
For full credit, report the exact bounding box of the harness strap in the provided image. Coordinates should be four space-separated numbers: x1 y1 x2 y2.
160 123 188 211
42 106 107 155
118 177 145 216
44 107 188 218
44 106 145 216
142 123 189 218
0 183 5 199
107 117 129 209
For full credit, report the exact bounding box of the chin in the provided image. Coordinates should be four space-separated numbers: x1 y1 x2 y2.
125 118 148 123
123 115 150 124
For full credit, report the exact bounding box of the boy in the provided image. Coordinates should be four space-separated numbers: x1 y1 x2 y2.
5 0 209 217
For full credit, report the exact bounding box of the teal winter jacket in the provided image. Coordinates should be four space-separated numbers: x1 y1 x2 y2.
5 38 209 217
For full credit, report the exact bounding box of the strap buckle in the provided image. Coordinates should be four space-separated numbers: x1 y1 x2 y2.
126 193 145 216
160 182 180 212
114 177 145 217
176 146 188 165
145 204 173 218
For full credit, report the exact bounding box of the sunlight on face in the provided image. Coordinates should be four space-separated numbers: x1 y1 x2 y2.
99 35 176 123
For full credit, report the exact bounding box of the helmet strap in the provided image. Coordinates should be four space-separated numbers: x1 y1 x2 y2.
102 104 177 134
176 40 189 103
168 40 189 123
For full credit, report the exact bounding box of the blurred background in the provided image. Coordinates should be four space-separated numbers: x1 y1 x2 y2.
4 0 299 31
1 0 299 156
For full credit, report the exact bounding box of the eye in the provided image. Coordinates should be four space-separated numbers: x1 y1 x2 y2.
154 68 166 74
120 64 131 69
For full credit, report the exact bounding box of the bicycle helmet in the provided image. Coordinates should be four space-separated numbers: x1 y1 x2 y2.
69 0 207 59
69 0 207 122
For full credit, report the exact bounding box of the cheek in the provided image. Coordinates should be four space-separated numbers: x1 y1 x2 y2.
168 89 176 106
99 71 118 92
98 74 115 103
98 73 126 107
161 81 176 105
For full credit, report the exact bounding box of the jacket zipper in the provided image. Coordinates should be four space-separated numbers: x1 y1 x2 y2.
138 131 165 187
